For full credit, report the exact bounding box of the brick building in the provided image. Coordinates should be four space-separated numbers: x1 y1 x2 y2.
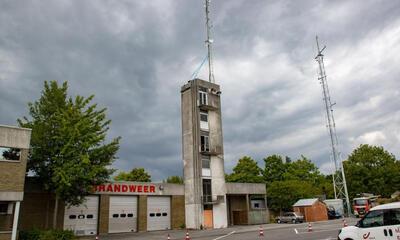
0 125 31 240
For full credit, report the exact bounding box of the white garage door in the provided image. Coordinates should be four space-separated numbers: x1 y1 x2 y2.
147 197 171 231
109 196 137 233
63 196 99 236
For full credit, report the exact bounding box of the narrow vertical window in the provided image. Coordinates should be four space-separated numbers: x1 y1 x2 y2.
202 157 211 177
199 90 208 105
200 111 209 130
200 135 209 152
202 179 212 203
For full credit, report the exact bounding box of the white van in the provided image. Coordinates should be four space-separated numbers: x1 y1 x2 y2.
338 202 400 240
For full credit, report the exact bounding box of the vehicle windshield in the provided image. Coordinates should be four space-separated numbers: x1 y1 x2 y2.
354 199 368 206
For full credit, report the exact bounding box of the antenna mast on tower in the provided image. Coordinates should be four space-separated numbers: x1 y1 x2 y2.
205 0 215 83
315 36 351 216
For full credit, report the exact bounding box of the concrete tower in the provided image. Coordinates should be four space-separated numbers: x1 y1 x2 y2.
181 79 227 229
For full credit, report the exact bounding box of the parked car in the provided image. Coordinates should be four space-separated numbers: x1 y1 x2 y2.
276 212 304 224
338 202 400 240
327 206 342 219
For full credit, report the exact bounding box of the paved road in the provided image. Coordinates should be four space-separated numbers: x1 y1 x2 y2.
83 218 358 240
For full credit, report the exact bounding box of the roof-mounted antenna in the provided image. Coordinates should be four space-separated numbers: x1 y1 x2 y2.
205 0 215 83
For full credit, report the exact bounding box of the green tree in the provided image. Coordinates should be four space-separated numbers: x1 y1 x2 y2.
18 81 120 228
263 154 286 187
267 180 319 212
165 176 184 184
344 144 400 198
283 155 324 184
114 168 151 182
226 156 263 183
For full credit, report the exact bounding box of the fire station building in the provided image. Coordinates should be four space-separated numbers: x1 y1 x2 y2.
1 78 269 238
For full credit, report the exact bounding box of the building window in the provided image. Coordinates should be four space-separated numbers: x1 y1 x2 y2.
199 90 208 105
202 179 212 203
202 158 210 169
250 198 266 209
0 202 13 231
200 111 209 130
0 147 21 161
200 135 209 152
0 203 8 214
202 157 211 177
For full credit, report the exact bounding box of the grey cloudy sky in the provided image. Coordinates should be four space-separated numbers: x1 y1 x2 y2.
1 0 399 181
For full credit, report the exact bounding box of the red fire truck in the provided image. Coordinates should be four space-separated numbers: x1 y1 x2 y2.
352 195 379 217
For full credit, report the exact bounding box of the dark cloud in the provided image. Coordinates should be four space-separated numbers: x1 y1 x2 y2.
1 0 399 181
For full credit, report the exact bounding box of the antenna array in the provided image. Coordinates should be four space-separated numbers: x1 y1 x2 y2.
315 36 351 216
205 0 215 83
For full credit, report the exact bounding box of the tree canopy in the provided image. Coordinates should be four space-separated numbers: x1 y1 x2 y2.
263 155 332 211
344 144 400 198
165 176 184 184
226 156 263 183
114 167 152 182
18 81 120 206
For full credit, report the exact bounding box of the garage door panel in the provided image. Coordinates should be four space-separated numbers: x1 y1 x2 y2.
147 197 171 231
64 196 99 236
109 196 137 233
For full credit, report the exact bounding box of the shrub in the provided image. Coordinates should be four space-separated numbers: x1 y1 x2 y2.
19 229 75 240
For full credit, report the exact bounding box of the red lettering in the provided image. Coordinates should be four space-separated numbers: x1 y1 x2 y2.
138 186 142 192
129 185 136 192
106 184 113 192
149 186 155 193
98 185 106 192
114 184 121 192
144 186 149 193
122 185 128 192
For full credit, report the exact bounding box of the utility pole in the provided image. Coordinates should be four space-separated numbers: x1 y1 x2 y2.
315 36 351 216
205 0 215 83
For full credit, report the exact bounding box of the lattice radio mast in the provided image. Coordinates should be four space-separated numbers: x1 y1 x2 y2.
205 0 215 83
315 36 351 216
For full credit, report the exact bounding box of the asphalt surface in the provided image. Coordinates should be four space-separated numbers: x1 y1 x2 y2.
80 218 358 240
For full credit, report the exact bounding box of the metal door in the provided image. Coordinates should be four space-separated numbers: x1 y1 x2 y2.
108 196 137 233
147 197 171 231
63 196 99 236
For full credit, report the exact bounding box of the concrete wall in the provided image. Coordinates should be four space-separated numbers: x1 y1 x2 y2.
226 183 266 195
181 81 202 229
248 211 267 225
181 79 228 229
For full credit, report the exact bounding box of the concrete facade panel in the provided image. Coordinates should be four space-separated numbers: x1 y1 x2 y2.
226 183 266 195
0 125 31 149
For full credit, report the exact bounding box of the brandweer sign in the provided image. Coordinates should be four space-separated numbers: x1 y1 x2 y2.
95 183 156 194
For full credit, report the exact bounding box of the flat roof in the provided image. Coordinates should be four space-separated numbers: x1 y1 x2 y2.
226 183 266 195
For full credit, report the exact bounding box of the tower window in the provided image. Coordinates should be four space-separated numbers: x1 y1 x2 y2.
200 111 209 130
199 90 208 105
202 158 210 169
202 157 211 176
202 179 212 203
200 135 209 152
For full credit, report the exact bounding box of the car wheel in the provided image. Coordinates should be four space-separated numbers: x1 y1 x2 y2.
292 219 297 224
277 219 281 224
